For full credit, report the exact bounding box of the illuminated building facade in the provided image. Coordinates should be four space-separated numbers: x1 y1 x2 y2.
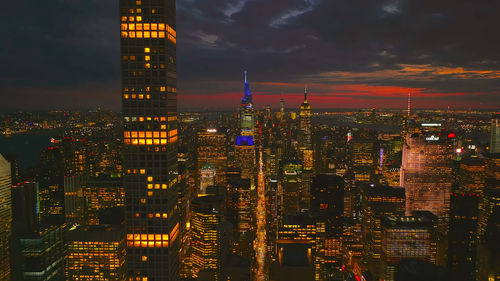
351 139 375 182
0 154 11 280
234 138 256 180
361 184 405 279
282 164 302 215
299 88 313 212
64 174 86 225
299 88 312 151
400 133 454 233
66 225 126 280
458 157 486 192
239 71 254 136
381 211 438 281
199 162 215 194
197 129 227 186
277 215 323 281
120 0 179 279
190 195 230 279
85 175 125 225
235 73 256 181
490 114 500 154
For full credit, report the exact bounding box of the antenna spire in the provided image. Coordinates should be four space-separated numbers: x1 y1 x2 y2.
407 90 411 118
244 70 247 83
304 85 308 101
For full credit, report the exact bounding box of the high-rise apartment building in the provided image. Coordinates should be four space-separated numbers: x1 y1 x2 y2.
120 0 179 279
0 154 11 280
490 114 500 154
66 225 126 280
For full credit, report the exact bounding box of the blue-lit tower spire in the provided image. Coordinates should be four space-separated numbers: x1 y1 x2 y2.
242 70 253 107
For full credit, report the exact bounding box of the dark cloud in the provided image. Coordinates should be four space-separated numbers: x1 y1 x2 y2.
0 0 498 111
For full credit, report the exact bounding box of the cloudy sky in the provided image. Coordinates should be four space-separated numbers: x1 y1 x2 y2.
1 0 499 111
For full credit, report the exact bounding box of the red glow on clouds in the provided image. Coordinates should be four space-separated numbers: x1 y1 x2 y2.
178 82 490 109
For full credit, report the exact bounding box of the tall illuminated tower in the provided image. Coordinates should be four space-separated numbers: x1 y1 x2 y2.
299 88 313 211
120 0 179 279
235 71 256 180
491 114 500 154
0 154 11 280
299 87 312 150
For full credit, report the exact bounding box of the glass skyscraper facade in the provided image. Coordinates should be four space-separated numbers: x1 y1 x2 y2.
120 0 179 279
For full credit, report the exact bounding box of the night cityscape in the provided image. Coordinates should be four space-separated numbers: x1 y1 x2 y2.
0 1 499 281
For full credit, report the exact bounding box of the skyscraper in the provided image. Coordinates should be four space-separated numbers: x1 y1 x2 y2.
299 88 313 212
381 211 438 281
235 72 256 181
490 114 500 154
66 225 126 281
197 129 227 186
120 0 179 279
400 133 454 233
10 182 64 281
0 154 11 280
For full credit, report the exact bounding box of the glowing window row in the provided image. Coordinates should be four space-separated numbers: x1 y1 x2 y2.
124 130 177 138
124 86 176 93
134 212 168 218
124 116 176 122
121 31 176 43
121 16 143 22
121 23 176 36
127 233 169 248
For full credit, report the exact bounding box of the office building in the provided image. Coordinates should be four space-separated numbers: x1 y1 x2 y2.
85 175 125 225
197 129 227 186
190 195 231 280
400 133 454 233
0 154 11 280
490 114 500 154
381 211 438 281
200 162 216 194
120 0 179 279
351 139 375 182
311 174 344 218
66 225 126 280
447 192 479 281
361 184 405 279
11 182 65 281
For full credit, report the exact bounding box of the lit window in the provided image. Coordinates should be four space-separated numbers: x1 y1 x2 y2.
142 256 148 261
147 177 153 182
144 47 150 53
160 86 165 92
145 63 151 69
136 16 142 21
145 55 150 61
